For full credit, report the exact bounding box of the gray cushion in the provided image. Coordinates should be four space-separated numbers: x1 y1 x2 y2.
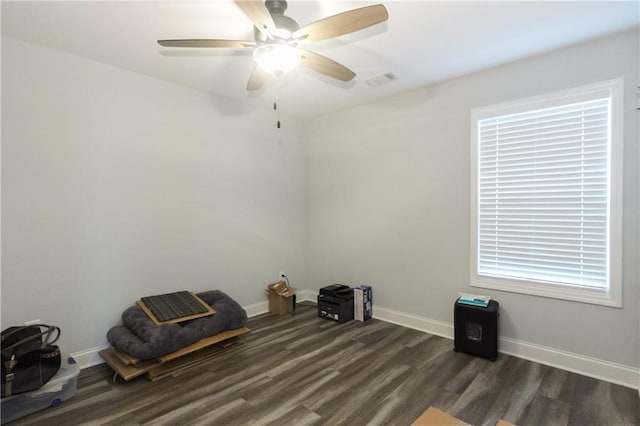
107 290 247 360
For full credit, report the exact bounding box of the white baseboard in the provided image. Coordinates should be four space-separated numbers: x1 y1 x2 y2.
296 289 317 303
498 337 639 390
71 344 110 369
373 306 454 339
72 298 284 370
373 305 639 390
71 293 639 390
243 301 269 318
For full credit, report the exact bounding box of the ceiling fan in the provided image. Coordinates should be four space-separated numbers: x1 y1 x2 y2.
158 0 389 91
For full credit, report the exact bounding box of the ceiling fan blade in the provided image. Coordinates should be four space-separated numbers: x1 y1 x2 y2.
292 4 388 42
158 39 256 48
234 0 276 37
247 65 269 91
299 50 356 82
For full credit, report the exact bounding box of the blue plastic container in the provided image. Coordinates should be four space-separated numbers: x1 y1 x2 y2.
1 356 80 423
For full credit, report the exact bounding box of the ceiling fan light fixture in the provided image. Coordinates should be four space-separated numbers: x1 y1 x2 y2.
253 44 300 74
159 1 390 90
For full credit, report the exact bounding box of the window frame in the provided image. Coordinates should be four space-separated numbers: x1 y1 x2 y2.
470 78 623 307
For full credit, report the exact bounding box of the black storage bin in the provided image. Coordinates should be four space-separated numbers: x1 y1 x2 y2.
454 299 499 361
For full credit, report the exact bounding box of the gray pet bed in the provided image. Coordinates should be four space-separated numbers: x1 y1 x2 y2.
107 290 247 360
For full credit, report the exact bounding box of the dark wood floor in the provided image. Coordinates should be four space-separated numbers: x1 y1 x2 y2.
10 303 640 425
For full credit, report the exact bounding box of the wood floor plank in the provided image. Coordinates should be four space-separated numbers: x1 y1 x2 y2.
364 360 462 426
450 371 506 424
517 394 571 426
319 364 414 425
264 404 322 426
609 381 640 426
186 398 259 426
537 364 577 403
246 368 343 425
482 359 544 425
9 303 639 426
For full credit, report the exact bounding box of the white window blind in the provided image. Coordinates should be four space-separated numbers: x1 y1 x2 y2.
477 98 610 289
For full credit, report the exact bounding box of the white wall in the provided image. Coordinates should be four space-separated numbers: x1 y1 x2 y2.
2 27 639 386
637 25 640 394
306 29 639 369
1 37 306 356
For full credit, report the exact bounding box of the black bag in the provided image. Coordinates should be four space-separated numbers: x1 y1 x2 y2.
1 324 61 398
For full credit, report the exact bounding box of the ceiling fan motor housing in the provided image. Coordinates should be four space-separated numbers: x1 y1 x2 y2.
265 0 288 15
254 0 300 43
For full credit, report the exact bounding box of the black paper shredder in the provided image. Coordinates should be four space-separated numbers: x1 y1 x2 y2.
454 299 499 361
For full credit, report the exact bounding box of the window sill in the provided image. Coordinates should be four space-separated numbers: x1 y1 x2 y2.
471 275 622 308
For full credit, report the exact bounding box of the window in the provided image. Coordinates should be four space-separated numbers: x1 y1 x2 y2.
470 79 623 307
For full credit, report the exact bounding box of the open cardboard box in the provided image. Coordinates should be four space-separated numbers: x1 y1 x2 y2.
267 280 297 315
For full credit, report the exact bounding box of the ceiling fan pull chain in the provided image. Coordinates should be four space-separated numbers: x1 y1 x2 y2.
273 99 280 129
275 74 282 129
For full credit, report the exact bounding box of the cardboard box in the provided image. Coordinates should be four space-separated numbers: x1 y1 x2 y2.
354 285 372 321
267 280 296 315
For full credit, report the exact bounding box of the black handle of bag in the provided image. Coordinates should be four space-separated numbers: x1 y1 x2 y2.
1 325 61 351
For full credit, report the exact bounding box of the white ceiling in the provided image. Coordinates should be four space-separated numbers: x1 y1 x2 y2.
2 1 638 119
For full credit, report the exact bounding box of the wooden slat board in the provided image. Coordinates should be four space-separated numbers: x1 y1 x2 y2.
111 346 143 366
157 327 249 363
99 349 160 381
99 327 250 381
136 292 216 325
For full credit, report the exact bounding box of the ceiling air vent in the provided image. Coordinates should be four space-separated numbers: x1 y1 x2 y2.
364 73 398 87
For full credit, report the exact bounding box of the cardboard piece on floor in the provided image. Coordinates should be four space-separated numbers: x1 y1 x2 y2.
412 407 470 426
412 407 516 426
